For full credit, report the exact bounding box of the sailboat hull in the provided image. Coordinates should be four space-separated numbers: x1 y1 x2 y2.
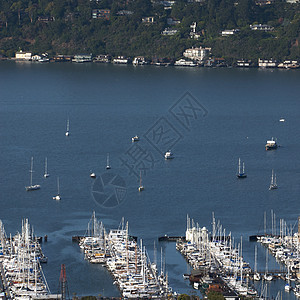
269 185 278 190
237 174 247 178
25 185 41 191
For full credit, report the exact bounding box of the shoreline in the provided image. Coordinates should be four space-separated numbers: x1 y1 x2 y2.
1 57 300 69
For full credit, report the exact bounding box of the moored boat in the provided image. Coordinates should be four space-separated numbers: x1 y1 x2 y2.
165 150 174 159
25 157 41 191
265 138 277 150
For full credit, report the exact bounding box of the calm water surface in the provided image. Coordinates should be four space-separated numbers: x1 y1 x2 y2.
0 61 300 298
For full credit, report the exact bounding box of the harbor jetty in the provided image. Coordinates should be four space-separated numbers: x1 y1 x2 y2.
176 214 257 298
0 219 60 300
76 212 173 298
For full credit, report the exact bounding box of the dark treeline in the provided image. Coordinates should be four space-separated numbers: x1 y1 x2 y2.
0 0 299 60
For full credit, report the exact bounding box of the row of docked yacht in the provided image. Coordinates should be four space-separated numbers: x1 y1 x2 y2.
176 214 256 298
0 219 52 300
77 212 173 298
257 216 300 297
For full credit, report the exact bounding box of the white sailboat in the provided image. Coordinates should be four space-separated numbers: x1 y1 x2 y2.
53 177 61 200
90 170 96 178
25 157 41 191
106 153 111 170
285 263 292 292
263 249 273 281
43 157 49 178
269 169 278 190
237 158 247 178
253 245 261 281
65 118 70 136
138 171 144 192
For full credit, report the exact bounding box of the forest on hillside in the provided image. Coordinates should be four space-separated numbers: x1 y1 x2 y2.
0 0 299 61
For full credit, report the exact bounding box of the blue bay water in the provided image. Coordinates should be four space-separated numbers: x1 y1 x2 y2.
0 61 300 298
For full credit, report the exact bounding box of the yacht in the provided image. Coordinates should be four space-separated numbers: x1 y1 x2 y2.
265 138 277 150
90 171 96 178
269 169 278 190
65 118 70 136
106 153 111 170
43 157 49 178
132 135 139 142
25 157 41 191
165 150 174 159
174 59 197 67
138 171 144 192
236 158 247 178
53 177 61 201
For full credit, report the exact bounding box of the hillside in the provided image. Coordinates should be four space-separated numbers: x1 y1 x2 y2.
0 0 299 61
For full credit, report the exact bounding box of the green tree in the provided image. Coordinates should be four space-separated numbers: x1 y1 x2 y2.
207 291 225 300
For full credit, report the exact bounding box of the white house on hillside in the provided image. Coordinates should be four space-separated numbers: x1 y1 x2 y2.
15 50 32 60
183 47 211 61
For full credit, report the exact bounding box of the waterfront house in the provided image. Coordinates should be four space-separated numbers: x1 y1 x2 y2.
183 47 211 61
112 56 130 64
258 58 278 67
15 50 32 61
277 60 299 68
132 56 148 65
31 55 42 61
94 54 111 63
53 55 73 62
92 9 110 20
72 54 92 63
236 59 252 67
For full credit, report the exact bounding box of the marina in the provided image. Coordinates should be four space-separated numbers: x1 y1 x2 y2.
176 214 256 298
0 219 59 300
256 215 300 298
76 212 172 298
0 63 299 298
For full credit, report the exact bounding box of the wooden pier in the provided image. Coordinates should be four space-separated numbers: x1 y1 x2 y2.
158 235 185 242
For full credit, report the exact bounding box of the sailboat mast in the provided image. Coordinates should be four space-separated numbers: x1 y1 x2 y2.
45 157 47 174
57 177 60 195
271 170 274 185
30 157 33 186
254 245 257 273
238 158 241 173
